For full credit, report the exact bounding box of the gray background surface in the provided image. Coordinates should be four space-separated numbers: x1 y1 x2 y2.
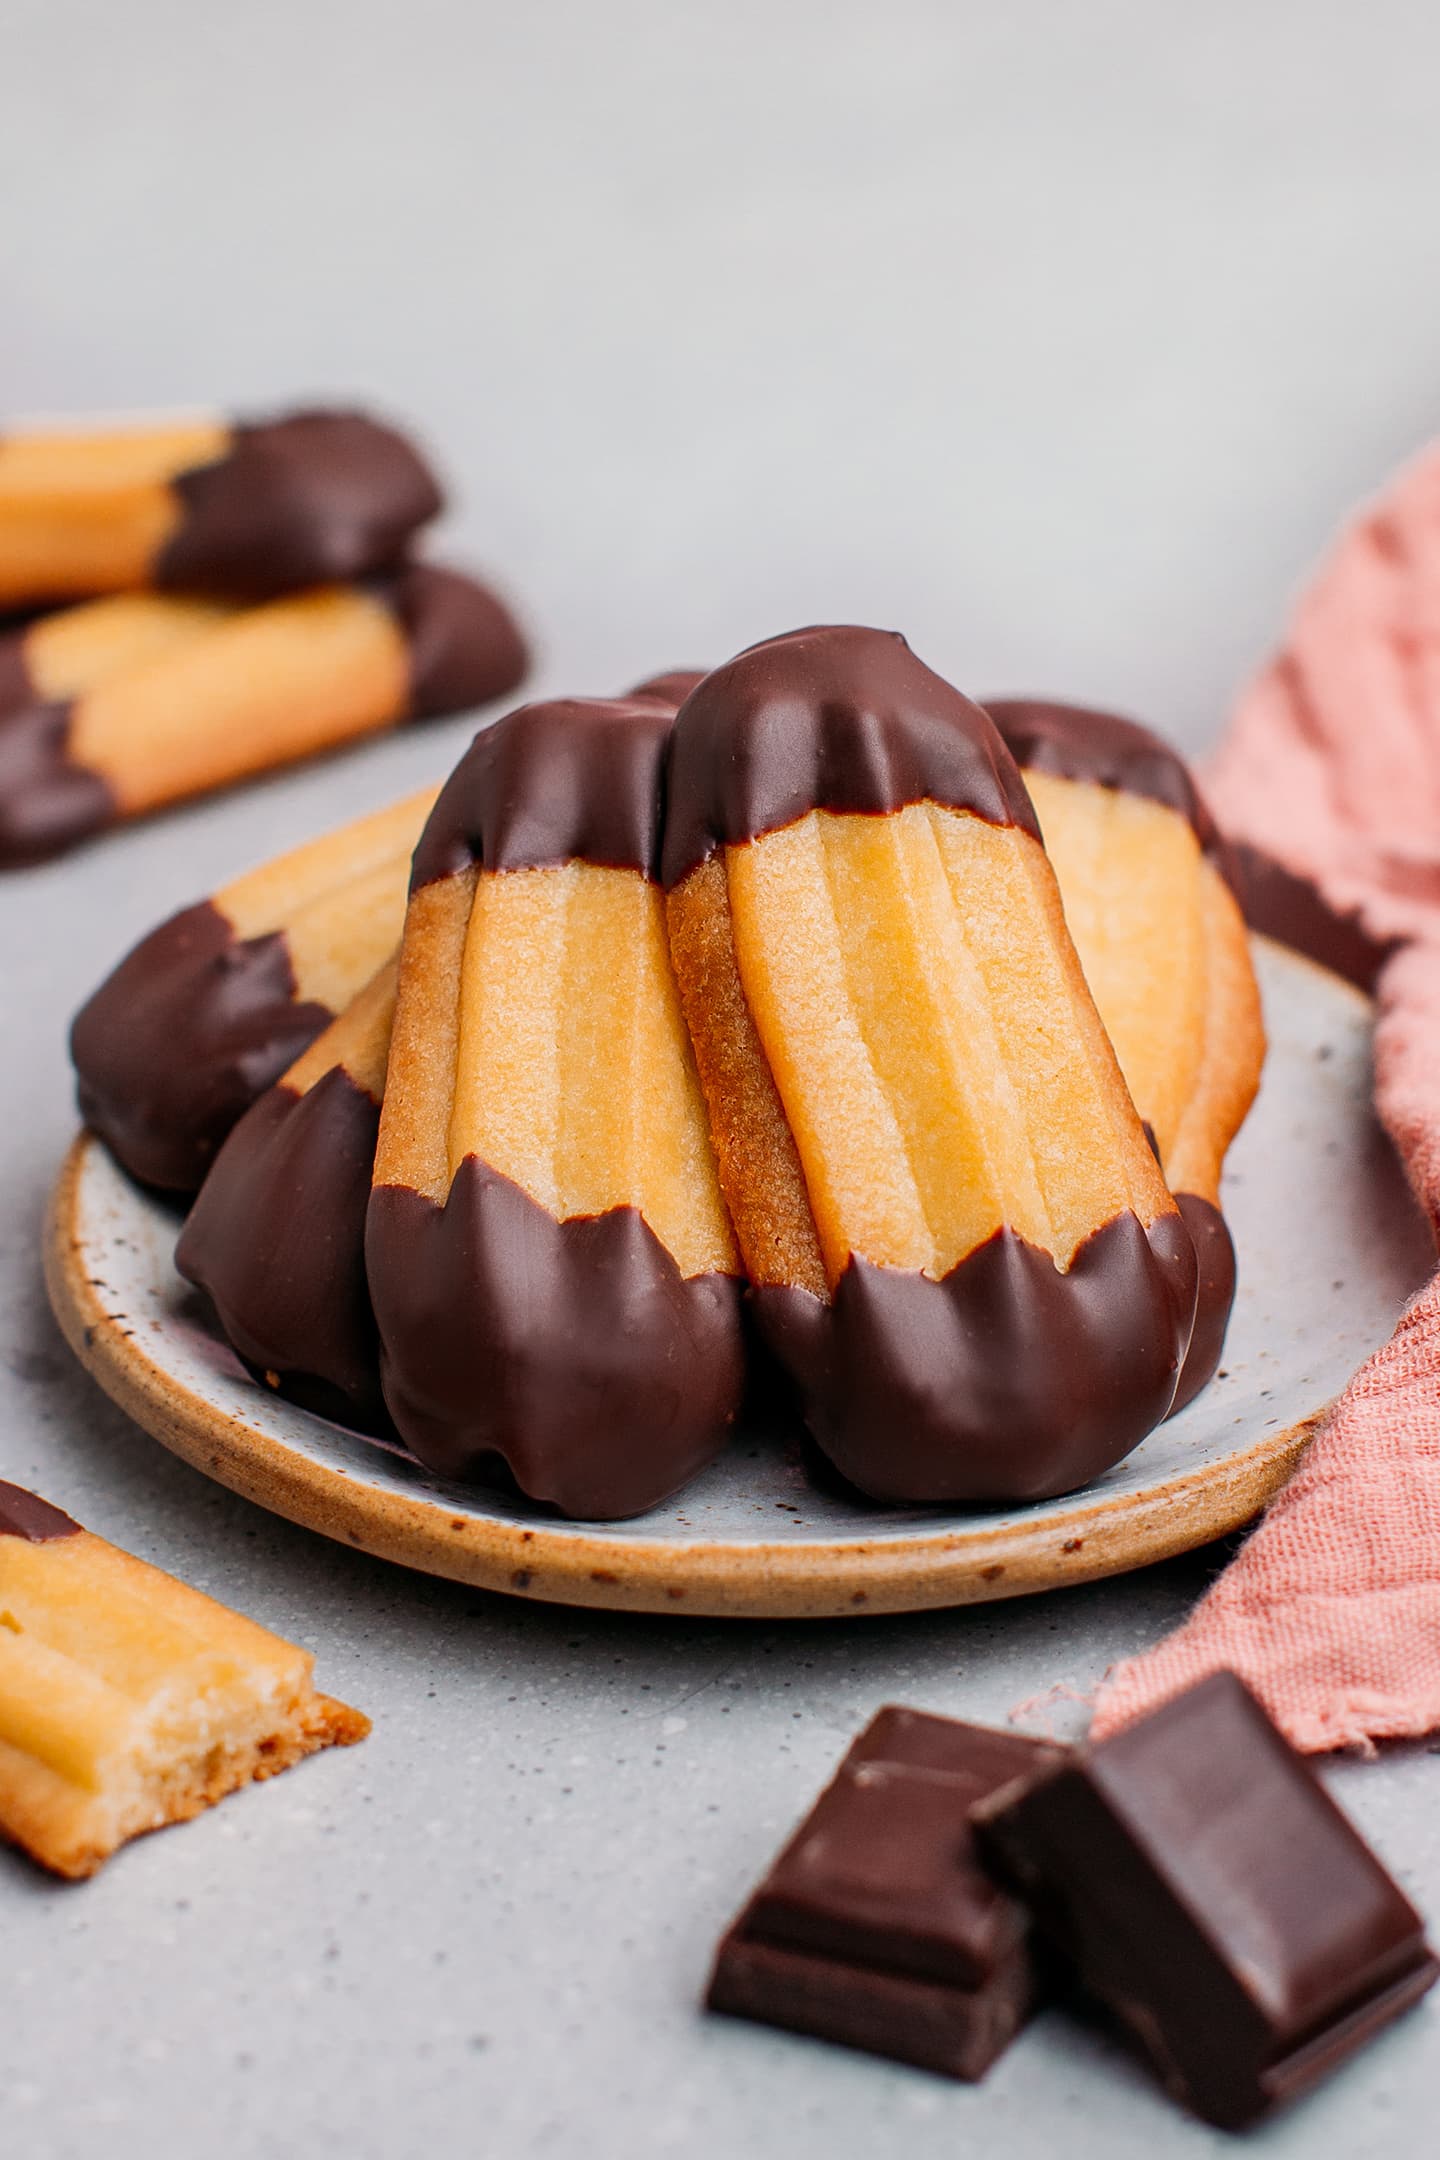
2 4 1438 2154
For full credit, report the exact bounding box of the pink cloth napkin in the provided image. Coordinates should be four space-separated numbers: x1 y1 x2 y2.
1090 446 1440 1753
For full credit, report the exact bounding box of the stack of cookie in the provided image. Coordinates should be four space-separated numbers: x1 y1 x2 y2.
72 626 1265 1519
0 408 528 864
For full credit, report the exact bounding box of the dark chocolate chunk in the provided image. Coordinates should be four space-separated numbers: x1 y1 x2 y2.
71 900 331 1194
410 695 681 889
755 1211 1198 1506
0 1481 82 1541
0 701 115 868
367 1163 745 1520
985 697 1239 894
663 626 1040 888
708 1706 1065 2079
1231 841 1400 993
374 563 530 721
974 1671 1438 2129
176 1066 386 1430
157 409 442 599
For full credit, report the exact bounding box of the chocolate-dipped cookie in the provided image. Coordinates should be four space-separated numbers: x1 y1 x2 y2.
663 627 1198 1505
367 694 746 1519
176 957 398 1429
0 1479 367 1880
72 784 439 1192
0 407 441 607
986 701 1265 1410
0 563 527 867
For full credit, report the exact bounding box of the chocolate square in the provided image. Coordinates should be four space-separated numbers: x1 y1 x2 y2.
974 1670 1438 2128
706 1705 1064 2078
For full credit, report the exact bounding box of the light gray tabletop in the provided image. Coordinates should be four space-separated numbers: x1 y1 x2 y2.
3 5 1439 2155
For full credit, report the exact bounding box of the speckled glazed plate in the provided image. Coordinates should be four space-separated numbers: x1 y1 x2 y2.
44 936 1435 1618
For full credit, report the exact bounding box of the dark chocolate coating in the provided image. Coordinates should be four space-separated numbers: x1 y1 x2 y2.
157 409 442 600
411 695 680 889
627 669 706 706
1232 841 1399 993
0 626 34 714
1170 1194 1236 1413
367 1163 745 1520
663 626 1041 888
176 1067 385 1428
985 696 1239 893
375 563 530 721
975 1671 1439 2129
707 1706 1062 2080
71 900 331 1193
0 701 115 867
755 1210 1199 1505
0 1480 82 1541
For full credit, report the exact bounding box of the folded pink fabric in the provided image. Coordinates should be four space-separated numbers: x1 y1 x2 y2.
1091 446 1440 1753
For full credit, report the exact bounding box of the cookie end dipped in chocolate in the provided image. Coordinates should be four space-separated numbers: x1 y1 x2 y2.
0 1481 82 1541
177 1066 387 1429
71 900 331 1193
370 693 747 1518
377 563 530 720
0 702 115 868
662 625 1041 887
985 696 1236 890
369 1166 744 1519
157 408 443 600
757 1211 1198 1506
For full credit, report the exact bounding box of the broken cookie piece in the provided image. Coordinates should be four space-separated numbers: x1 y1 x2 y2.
0 1480 368 1880
664 627 1198 1505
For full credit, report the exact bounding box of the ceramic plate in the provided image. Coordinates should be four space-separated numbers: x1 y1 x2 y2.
44 936 1434 1618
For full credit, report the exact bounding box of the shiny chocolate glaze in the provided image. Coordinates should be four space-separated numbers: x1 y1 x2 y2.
368 1164 745 1519
984 696 1239 893
1170 1194 1236 1414
755 1211 1198 1506
157 409 443 599
377 688 746 1514
71 900 331 1193
0 1480 82 1540
663 626 1040 887
0 626 34 714
0 701 115 867
411 694 681 888
177 1067 386 1428
628 669 707 706
376 563 530 720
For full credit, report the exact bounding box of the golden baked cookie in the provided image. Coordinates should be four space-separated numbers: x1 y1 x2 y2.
986 700 1264 1409
663 627 1199 1505
0 407 440 607
0 563 527 867
367 694 746 1519
71 783 439 1191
